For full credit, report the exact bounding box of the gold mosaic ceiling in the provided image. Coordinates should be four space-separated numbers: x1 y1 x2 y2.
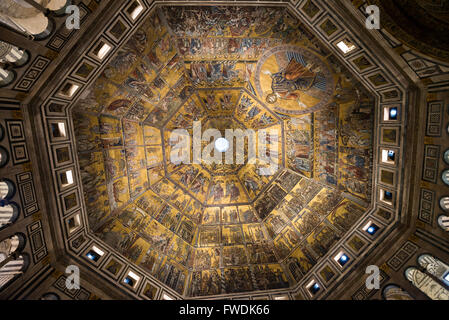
72 6 375 297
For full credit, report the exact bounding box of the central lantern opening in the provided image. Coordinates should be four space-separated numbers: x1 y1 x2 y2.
215 137 230 153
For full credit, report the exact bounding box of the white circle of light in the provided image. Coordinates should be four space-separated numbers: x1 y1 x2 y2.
215 138 230 153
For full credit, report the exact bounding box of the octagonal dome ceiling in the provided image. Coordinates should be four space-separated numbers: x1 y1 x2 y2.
72 5 375 298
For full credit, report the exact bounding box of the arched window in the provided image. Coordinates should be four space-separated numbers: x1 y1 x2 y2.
46 0 71 13
444 149 449 166
0 1 55 39
438 215 449 232
0 13 50 38
0 67 15 87
0 179 15 200
0 234 27 290
0 40 29 67
418 254 449 286
0 255 28 289
0 146 9 167
442 170 449 186
405 267 449 300
0 202 19 228
382 285 414 300
41 292 60 300
440 197 449 211
0 234 23 260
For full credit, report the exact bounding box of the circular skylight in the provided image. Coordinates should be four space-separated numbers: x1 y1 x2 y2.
215 137 230 153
